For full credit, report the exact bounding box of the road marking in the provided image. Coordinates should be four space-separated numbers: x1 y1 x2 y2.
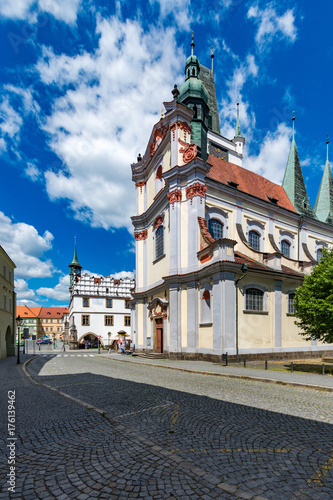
83 355 88 357
77 354 81 357
89 355 94 357
64 355 68 357
291 454 333 498
57 354 61 357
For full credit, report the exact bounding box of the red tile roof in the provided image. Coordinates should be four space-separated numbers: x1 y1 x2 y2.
38 307 69 318
235 252 303 276
17 306 41 317
206 155 296 212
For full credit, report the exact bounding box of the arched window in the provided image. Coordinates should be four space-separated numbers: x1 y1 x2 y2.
155 165 162 180
249 230 260 251
155 226 164 260
192 67 195 76
281 240 290 258
288 293 295 314
245 288 263 311
208 219 223 240
201 286 212 324
317 248 323 262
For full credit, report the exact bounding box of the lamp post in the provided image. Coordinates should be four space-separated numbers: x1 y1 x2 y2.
108 332 111 352
98 336 100 354
53 332 56 350
16 315 23 365
235 264 247 363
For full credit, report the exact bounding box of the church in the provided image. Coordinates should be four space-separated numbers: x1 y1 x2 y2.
130 37 333 361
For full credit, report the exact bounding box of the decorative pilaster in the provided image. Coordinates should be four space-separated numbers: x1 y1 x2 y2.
186 183 207 204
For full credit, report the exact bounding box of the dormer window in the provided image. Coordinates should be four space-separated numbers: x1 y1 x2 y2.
227 180 239 189
267 196 278 204
208 219 223 240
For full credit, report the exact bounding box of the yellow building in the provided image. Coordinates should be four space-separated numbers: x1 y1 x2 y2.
0 246 16 358
131 40 333 361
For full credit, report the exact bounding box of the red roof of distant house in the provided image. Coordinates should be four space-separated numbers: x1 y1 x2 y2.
206 155 296 212
17 305 41 317
38 307 69 318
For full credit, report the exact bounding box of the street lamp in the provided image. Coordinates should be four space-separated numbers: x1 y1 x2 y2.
98 336 100 354
108 332 111 352
53 332 56 350
16 315 23 365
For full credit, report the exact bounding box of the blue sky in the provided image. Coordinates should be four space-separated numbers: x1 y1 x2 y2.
0 0 331 307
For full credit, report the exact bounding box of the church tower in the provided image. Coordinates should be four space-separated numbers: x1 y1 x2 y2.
282 114 315 218
314 137 333 225
68 237 82 290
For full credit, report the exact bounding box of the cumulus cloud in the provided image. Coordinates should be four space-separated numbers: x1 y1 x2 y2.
246 122 292 183
37 274 70 302
15 278 37 300
36 17 183 230
0 0 81 23
0 211 54 279
111 271 135 280
247 3 297 51
149 0 192 29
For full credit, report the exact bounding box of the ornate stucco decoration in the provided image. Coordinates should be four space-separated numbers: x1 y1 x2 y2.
178 137 197 163
167 190 182 208
170 121 192 141
135 180 147 193
134 230 148 240
186 183 207 204
150 126 167 157
154 215 164 229
148 297 168 321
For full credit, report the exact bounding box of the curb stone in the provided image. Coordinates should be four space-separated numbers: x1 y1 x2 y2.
23 357 269 500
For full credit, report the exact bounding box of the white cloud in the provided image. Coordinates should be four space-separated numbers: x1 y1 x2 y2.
36 17 183 230
111 271 134 280
0 98 22 144
149 0 191 29
37 274 70 302
0 0 81 23
25 162 40 181
247 4 297 51
15 278 37 300
246 122 292 184
0 211 55 278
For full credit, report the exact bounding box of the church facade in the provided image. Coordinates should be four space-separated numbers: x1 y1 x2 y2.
131 39 333 361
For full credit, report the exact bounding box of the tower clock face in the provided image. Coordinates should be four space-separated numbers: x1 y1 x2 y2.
210 143 228 161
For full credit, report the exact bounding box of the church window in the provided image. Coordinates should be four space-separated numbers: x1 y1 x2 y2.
249 230 260 251
124 316 131 326
105 315 114 326
82 315 90 326
281 240 290 258
83 298 89 307
288 293 295 314
208 219 223 240
106 299 113 308
155 225 164 260
192 67 195 76
317 248 323 262
245 288 263 311
156 165 162 179
200 285 212 324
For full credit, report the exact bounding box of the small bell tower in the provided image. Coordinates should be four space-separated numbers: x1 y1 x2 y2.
68 237 82 290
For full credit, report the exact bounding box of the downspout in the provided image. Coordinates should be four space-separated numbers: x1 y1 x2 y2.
235 264 247 363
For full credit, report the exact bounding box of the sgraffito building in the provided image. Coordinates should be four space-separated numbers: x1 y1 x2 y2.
130 38 333 361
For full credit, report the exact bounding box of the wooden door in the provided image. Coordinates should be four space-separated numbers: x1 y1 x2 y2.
155 318 163 353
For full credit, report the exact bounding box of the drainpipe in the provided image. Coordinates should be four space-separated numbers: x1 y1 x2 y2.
235 264 247 363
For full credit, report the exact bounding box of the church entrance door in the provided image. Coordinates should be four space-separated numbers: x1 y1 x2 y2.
155 318 163 353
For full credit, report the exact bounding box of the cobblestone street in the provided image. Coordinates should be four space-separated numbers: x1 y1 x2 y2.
0 354 332 499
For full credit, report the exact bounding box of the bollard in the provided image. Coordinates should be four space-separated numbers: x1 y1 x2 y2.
265 360 268 370
291 362 293 373
243 359 246 368
322 364 325 376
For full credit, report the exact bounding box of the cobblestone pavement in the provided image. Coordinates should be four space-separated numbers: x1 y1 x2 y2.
0 354 332 499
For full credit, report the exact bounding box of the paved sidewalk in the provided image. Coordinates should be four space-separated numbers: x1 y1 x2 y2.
98 352 333 391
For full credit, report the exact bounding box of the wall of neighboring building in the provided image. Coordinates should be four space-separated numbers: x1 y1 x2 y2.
0 248 16 358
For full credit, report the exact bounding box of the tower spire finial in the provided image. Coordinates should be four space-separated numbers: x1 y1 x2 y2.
292 110 295 141
211 46 214 72
235 102 241 137
327 135 330 163
191 31 195 56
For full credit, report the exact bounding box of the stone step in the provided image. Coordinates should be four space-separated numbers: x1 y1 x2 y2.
134 352 165 360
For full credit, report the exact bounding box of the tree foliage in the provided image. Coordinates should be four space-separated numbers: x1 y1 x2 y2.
294 247 333 343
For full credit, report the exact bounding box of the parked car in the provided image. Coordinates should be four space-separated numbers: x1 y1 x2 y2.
36 338 53 345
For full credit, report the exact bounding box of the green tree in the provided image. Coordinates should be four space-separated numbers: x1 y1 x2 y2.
294 247 333 343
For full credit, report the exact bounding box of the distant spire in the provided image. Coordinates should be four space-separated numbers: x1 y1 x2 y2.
282 116 315 218
69 236 82 269
314 136 333 225
211 46 214 72
191 31 195 55
235 102 241 137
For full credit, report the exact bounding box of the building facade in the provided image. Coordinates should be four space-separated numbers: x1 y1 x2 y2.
0 246 16 358
68 241 135 347
16 306 40 339
131 39 333 361
16 305 68 341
